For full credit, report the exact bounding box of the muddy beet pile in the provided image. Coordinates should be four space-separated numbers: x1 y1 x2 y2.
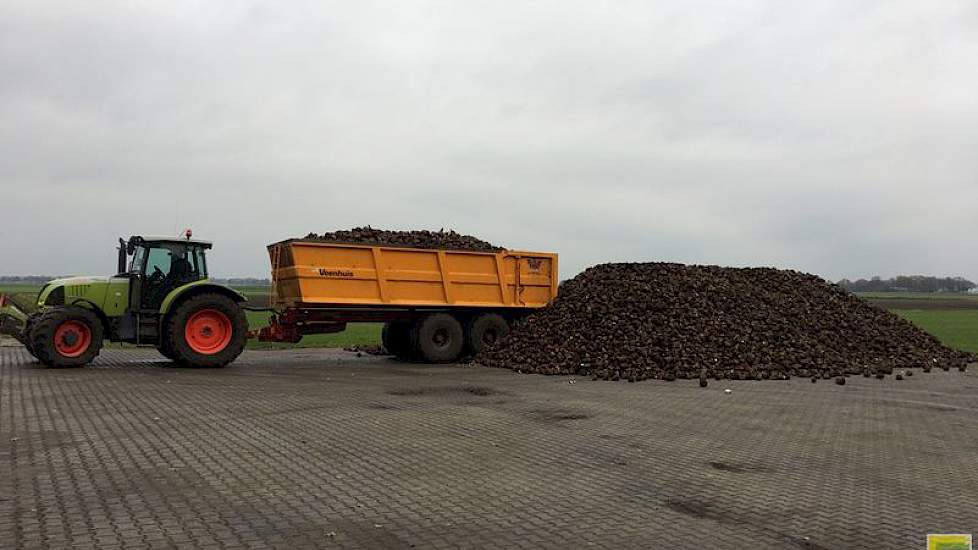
478 263 974 381
303 227 503 252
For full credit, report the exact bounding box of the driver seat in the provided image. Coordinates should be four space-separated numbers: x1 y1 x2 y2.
169 256 193 283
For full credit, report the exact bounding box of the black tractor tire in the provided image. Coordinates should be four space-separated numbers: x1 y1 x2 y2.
157 329 178 362
29 307 104 368
164 293 247 368
413 313 464 363
22 313 39 359
466 313 510 355
4 312 38 360
382 321 415 359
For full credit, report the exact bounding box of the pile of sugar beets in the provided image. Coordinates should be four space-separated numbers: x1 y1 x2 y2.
477 262 975 383
304 227 504 252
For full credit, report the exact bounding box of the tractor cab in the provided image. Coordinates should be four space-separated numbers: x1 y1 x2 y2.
121 234 211 310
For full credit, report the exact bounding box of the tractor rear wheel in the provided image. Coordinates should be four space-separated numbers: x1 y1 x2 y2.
466 313 509 355
165 293 247 367
29 307 104 368
382 321 414 359
157 330 178 362
413 313 464 363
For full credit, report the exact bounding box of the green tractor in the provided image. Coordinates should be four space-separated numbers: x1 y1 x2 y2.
0 233 248 368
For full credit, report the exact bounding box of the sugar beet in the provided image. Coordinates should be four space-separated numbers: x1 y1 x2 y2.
477 263 974 381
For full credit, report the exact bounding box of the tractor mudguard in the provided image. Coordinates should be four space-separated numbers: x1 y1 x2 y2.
159 280 247 314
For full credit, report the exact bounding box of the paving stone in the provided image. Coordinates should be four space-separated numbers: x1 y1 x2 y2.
1 348 976 549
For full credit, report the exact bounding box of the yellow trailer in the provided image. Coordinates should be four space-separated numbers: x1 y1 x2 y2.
258 240 558 363
268 240 557 309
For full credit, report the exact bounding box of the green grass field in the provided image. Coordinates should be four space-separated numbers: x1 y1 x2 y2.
890 309 978 354
231 285 272 302
231 285 381 348
3 284 975 353
0 284 41 295
243 310 381 349
0 283 42 312
856 291 978 301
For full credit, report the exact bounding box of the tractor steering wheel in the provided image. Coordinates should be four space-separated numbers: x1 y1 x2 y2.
147 266 165 285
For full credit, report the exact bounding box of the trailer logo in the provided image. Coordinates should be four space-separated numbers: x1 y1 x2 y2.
526 258 543 272
318 268 354 278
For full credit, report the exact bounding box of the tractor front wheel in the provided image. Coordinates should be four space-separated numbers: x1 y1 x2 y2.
164 293 247 367
29 307 104 368
22 313 39 359
7 312 39 360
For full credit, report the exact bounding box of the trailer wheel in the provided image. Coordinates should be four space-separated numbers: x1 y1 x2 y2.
413 314 464 363
466 313 510 355
29 307 104 368
382 321 414 359
165 293 247 367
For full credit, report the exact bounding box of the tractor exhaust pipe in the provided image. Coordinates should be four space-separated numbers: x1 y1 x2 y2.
117 238 128 274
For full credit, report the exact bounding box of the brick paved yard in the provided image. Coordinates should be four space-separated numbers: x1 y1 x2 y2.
1 348 977 549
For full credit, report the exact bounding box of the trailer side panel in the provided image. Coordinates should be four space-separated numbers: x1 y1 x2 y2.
268 241 558 310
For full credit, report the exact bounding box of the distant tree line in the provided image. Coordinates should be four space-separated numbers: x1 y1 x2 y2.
837 275 975 293
212 278 271 286
0 276 63 284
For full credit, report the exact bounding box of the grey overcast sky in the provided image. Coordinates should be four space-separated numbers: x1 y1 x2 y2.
1 1 976 280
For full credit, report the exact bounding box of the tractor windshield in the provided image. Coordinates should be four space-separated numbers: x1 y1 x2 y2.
192 247 207 278
130 246 147 274
130 241 209 309
131 243 207 281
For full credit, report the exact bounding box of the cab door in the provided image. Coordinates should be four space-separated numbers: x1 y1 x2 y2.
140 246 175 310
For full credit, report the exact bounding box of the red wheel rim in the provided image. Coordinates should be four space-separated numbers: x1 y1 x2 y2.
54 321 92 358
184 309 233 355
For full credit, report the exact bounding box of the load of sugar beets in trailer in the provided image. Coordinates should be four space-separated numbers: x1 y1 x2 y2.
1 226 973 380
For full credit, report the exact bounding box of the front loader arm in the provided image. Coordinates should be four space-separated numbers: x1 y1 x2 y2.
0 294 30 344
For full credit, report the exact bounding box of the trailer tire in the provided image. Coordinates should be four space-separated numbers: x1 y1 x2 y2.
466 313 510 355
413 313 464 363
29 307 104 368
165 293 247 368
382 321 414 359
